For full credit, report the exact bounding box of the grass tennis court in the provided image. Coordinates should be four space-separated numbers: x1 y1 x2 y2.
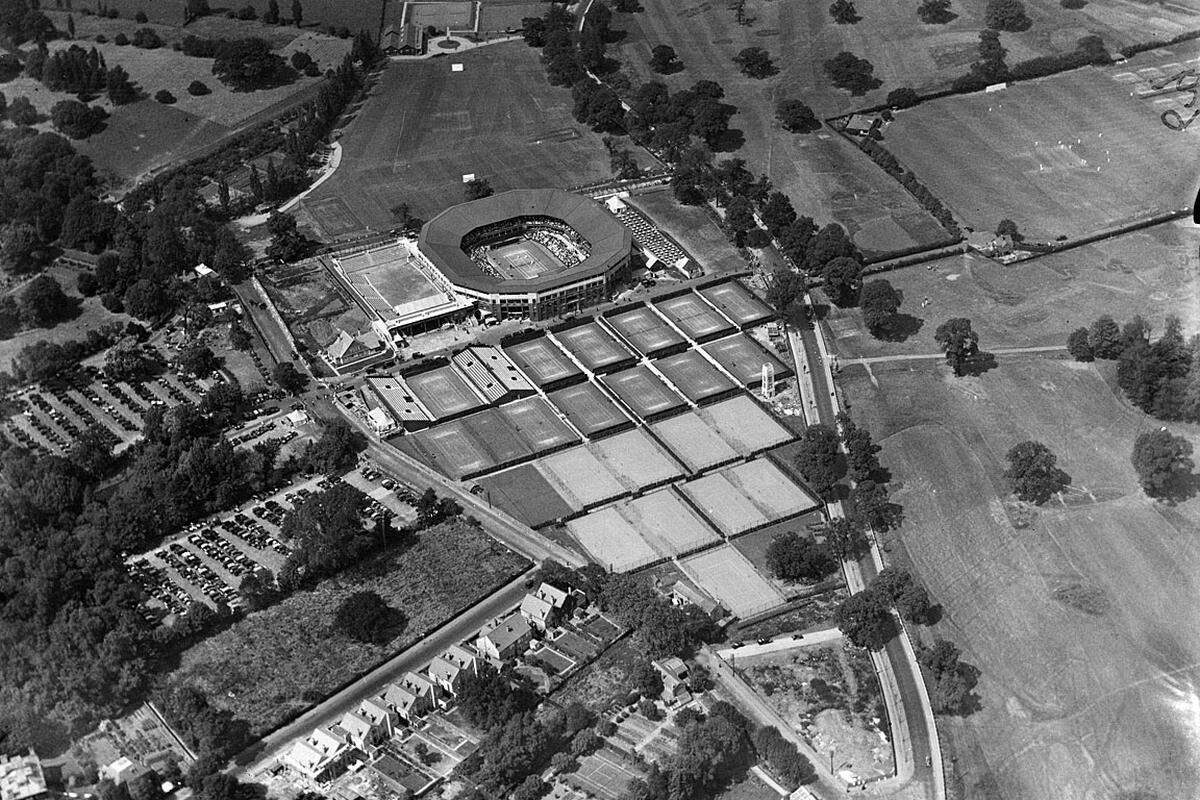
700 395 795 454
397 422 492 479
679 472 770 536
336 241 442 312
590 429 683 491
488 240 567 280
540 447 629 509
566 507 661 572
405 366 486 420
650 412 740 474
605 307 686 357
703 334 792 387
547 380 633 438
651 350 737 404
621 488 723 557
653 292 736 342
306 197 364 239
498 396 579 452
554 323 636 374
697 282 773 329
679 546 785 618
882 44 1200 241
504 337 583 388
601 366 688 422
477 463 575 528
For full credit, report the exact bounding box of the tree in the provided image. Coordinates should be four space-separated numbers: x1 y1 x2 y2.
919 639 979 715
66 12 75 36
106 65 137 103
1089 315 1122 359
839 412 881 482
18 275 73 327
761 192 797 237
871 567 934 624
1 222 45 273
465 177 493 200
835 589 896 649
630 659 664 699
264 0 280 23
303 420 364 474
229 322 251 350
212 38 288 91
1132 430 1196 502
133 28 163 48
1004 441 1070 504
985 0 1030 30
995 217 1021 242
775 98 819 133
724 196 756 240
177 343 220 377
821 256 863 307
1067 328 1093 362
824 51 879 94
804 222 858 273
764 267 805 316
793 423 844 500
829 0 859 23
934 317 979 376
823 517 868 561
918 0 955 23
291 0 301 25
8 95 38 125
105 339 157 380
886 86 919 108
154 89 176 104
649 44 681 73
733 46 775 78
850 479 901 532
265 211 309 262
333 590 402 643
50 99 107 138
272 361 308 394
859 279 902 338
187 79 210 95
765 531 836 583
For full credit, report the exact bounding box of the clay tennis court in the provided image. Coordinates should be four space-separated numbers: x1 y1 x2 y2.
504 336 583 389
652 292 736 342
546 380 633 439
651 350 738 405
618 487 722 557
589 429 683 492
566 506 661 572
699 395 796 453
679 471 772 536
604 306 687 357
649 412 740 474
553 323 636 374
539 446 629 509
679 545 785 617
600 366 688 422
726 458 820 518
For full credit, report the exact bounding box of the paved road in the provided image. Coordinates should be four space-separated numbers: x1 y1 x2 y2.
715 627 842 659
231 568 533 779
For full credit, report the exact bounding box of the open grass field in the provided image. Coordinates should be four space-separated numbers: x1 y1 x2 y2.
840 352 1200 800
625 190 747 274
171 519 528 735
823 220 1200 363
298 41 649 232
882 43 1200 242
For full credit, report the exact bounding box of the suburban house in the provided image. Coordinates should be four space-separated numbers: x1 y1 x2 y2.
335 709 387 752
324 327 390 373
100 757 146 786
476 613 533 661
519 582 572 630
284 727 352 782
381 682 429 722
0 751 48 800
652 657 692 704
659 576 720 616
843 114 881 137
400 671 440 706
356 697 398 738
382 23 425 56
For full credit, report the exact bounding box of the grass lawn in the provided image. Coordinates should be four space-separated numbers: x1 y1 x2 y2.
171 519 529 734
840 353 1200 800
881 42 1200 241
296 41 652 235
714 772 781 800
550 634 641 715
626 189 747 275
822 219 1200 363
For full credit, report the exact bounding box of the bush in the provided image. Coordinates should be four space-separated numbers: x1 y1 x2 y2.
745 228 772 248
132 27 163 48
824 51 879 95
187 80 210 95
114 33 130 45
1061 0 1086 6
50 100 108 139
135 10 148 22
94 34 108 43
886 86 919 108
155 89 176 104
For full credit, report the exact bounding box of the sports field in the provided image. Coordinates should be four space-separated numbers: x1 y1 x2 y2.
651 350 738 404
725 459 820 518
590 429 684 491
400 0 478 31
699 395 795 454
554 323 637 374
566 507 661 572
504 336 583 388
497 396 579 452
488 240 567 280
605 307 687 357
546 380 633 438
679 472 771 536
477 463 575 527
697 282 773 329
620 488 723 556
649 413 741 474
842 351 1200 800
300 41 645 232
883 43 1200 241
823 220 1200 362
540 446 629 508
652 292 736 342
702 334 792 387
405 365 486 419
336 241 442 314
679 546 784 617
600 366 688 422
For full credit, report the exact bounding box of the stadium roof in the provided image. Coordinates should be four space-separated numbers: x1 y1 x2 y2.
418 189 633 294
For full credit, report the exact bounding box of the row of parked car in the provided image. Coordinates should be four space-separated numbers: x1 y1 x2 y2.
129 559 191 619
186 528 258 579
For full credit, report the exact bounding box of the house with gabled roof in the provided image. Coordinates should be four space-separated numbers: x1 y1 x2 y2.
283 727 352 782
476 613 532 661
357 697 398 738
337 709 386 751
381 682 429 722
400 671 439 704
519 593 557 631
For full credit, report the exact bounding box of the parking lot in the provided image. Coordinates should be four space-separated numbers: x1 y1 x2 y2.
129 467 416 623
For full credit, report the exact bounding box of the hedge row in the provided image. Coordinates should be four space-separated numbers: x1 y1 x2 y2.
858 137 960 237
